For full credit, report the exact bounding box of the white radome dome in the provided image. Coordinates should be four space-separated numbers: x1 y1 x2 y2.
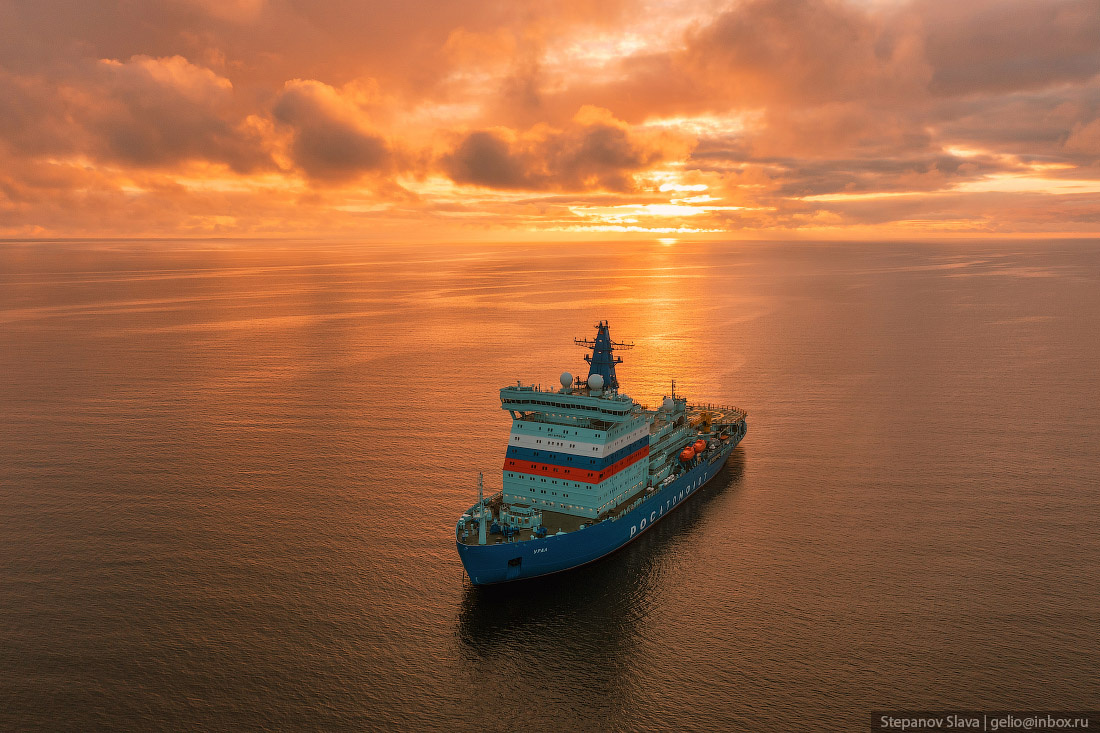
662 397 675 411
560 372 573 388
588 373 605 390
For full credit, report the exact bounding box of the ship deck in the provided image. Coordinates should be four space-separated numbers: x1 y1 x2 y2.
684 403 748 430
457 484 652 545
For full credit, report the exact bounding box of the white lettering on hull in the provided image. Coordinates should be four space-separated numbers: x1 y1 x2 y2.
624 456 729 542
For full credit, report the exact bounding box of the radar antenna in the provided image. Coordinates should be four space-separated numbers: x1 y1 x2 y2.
574 320 634 390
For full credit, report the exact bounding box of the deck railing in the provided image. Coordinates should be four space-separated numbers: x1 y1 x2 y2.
685 403 748 419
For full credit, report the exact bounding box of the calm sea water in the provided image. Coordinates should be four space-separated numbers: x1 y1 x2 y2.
1 239 1098 731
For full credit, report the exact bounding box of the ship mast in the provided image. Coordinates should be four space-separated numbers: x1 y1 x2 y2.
574 320 634 390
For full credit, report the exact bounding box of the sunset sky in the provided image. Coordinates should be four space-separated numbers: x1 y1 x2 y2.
2 0 1099 239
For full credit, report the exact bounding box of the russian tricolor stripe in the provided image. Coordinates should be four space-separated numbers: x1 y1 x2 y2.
504 444 649 484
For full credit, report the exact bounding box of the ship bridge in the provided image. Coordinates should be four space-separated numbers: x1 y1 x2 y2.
500 384 637 425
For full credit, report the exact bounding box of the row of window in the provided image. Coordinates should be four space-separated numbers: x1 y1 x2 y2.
506 452 645 478
505 461 602 478
544 426 583 435
518 425 643 444
518 435 605 451
538 422 637 439
504 397 629 416
510 444 644 465
507 472 597 489
514 447 594 461
506 471 641 506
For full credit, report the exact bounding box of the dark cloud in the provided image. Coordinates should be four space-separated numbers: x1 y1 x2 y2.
445 131 527 188
766 154 1019 198
683 0 927 106
811 190 1100 231
0 55 271 172
932 84 1100 162
272 79 392 181
920 0 1100 96
443 110 688 191
88 56 271 171
1065 119 1100 160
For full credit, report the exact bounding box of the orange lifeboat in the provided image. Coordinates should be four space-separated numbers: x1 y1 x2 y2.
693 439 707 453
679 446 695 462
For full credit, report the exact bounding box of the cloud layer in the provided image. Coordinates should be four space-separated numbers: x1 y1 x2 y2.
1 0 1099 238
444 107 689 191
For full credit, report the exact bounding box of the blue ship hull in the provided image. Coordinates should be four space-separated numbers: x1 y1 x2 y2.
457 434 743 586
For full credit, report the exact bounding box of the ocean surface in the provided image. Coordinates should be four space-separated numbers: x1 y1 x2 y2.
1 238 1098 731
